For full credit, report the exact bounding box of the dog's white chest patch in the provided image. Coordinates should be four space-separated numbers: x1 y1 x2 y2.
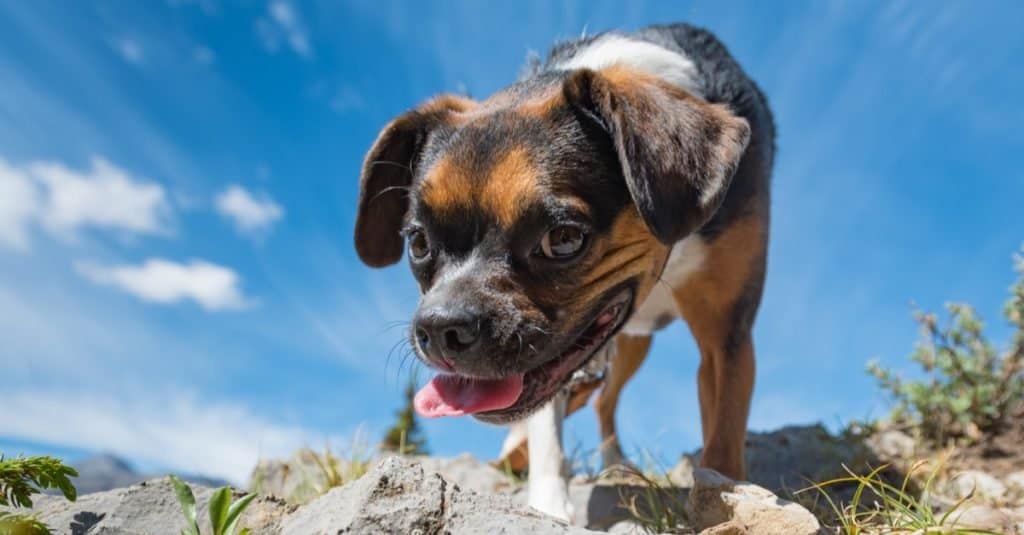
621 235 707 336
555 34 704 98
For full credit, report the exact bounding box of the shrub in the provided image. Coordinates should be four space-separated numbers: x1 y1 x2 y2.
0 454 78 535
868 246 1024 445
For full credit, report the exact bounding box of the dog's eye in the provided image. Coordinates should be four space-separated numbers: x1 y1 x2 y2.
538 225 586 259
408 230 430 260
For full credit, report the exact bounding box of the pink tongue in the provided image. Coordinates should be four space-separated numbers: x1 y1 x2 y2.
414 373 524 417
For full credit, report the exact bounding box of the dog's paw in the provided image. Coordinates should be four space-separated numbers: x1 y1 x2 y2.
527 475 574 523
600 443 635 471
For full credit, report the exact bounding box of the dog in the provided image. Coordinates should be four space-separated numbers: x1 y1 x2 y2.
354 23 774 522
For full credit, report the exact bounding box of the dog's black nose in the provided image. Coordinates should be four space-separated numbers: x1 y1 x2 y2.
414 306 482 358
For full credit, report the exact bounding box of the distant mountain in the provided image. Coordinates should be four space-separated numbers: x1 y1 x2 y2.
71 453 230 494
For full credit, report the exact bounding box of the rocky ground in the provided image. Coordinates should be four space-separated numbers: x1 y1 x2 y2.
15 424 1024 534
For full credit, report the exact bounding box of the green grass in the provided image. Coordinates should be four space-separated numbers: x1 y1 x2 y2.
799 454 1001 535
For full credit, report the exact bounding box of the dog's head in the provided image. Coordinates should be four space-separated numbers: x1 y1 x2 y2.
355 66 749 423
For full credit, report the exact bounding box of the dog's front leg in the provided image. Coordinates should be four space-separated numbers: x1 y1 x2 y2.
526 391 573 523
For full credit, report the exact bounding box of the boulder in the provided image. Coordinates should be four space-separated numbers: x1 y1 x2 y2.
947 470 1008 501
686 468 821 535
24 456 598 535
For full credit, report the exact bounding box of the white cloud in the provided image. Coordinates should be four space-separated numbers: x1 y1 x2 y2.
0 389 338 484
256 1 312 58
0 156 172 249
215 184 284 233
0 158 40 250
31 157 172 238
76 258 252 311
114 37 145 64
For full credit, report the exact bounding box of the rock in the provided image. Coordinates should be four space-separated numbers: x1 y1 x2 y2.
686 468 821 535
249 447 367 505
947 504 1016 533
699 520 748 534
684 425 874 493
666 454 697 488
414 452 516 494
948 470 1008 501
1005 470 1024 494
510 476 689 530
281 456 598 535
27 478 287 534
864 429 916 461
23 456 601 535
606 519 649 534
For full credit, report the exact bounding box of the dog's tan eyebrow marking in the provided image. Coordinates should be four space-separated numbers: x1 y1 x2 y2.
420 155 474 211
480 146 541 228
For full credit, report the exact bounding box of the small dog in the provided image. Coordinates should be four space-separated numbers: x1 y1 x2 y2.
355 23 774 522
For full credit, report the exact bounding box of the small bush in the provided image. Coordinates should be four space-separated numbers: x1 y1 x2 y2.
868 246 1024 446
0 454 78 535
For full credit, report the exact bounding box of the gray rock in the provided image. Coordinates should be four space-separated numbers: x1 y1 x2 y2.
679 425 874 494
864 429 916 461
27 478 285 535
947 504 1016 534
281 456 597 535
948 470 1008 501
1006 471 1024 494
414 452 516 494
686 468 820 535
24 457 600 535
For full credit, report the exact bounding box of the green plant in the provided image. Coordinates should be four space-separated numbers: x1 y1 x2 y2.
170 475 256 535
380 377 429 455
868 246 1024 446
309 444 370 495
801 455 1000 535
0 455 77 508
0 454 77 535
0 512 51 535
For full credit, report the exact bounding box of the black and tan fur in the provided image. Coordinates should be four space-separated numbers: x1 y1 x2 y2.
355 23 774 481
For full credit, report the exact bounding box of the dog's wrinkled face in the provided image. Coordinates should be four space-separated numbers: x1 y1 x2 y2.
355 66 750 423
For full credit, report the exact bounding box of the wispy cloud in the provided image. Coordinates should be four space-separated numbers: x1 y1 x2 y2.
0 159 40 250
0 388 337 484
256 1 312 58
215 184 284 234
75 258 252 311
329 85 364 114
113 37 145 64
0 156 173 249
193 45 216 65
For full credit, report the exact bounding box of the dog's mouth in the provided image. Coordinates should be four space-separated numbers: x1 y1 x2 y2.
413 288 633 422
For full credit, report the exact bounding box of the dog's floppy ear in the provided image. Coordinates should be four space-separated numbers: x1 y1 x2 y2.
563 67 751 244
355 95 475 267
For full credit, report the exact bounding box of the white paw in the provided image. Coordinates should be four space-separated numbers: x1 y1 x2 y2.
528 475 574 523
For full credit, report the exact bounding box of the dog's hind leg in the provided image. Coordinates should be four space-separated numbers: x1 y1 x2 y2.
595 333 652 468
526 391 574 522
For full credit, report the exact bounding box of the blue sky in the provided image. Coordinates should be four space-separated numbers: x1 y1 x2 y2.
1 0 1022 484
